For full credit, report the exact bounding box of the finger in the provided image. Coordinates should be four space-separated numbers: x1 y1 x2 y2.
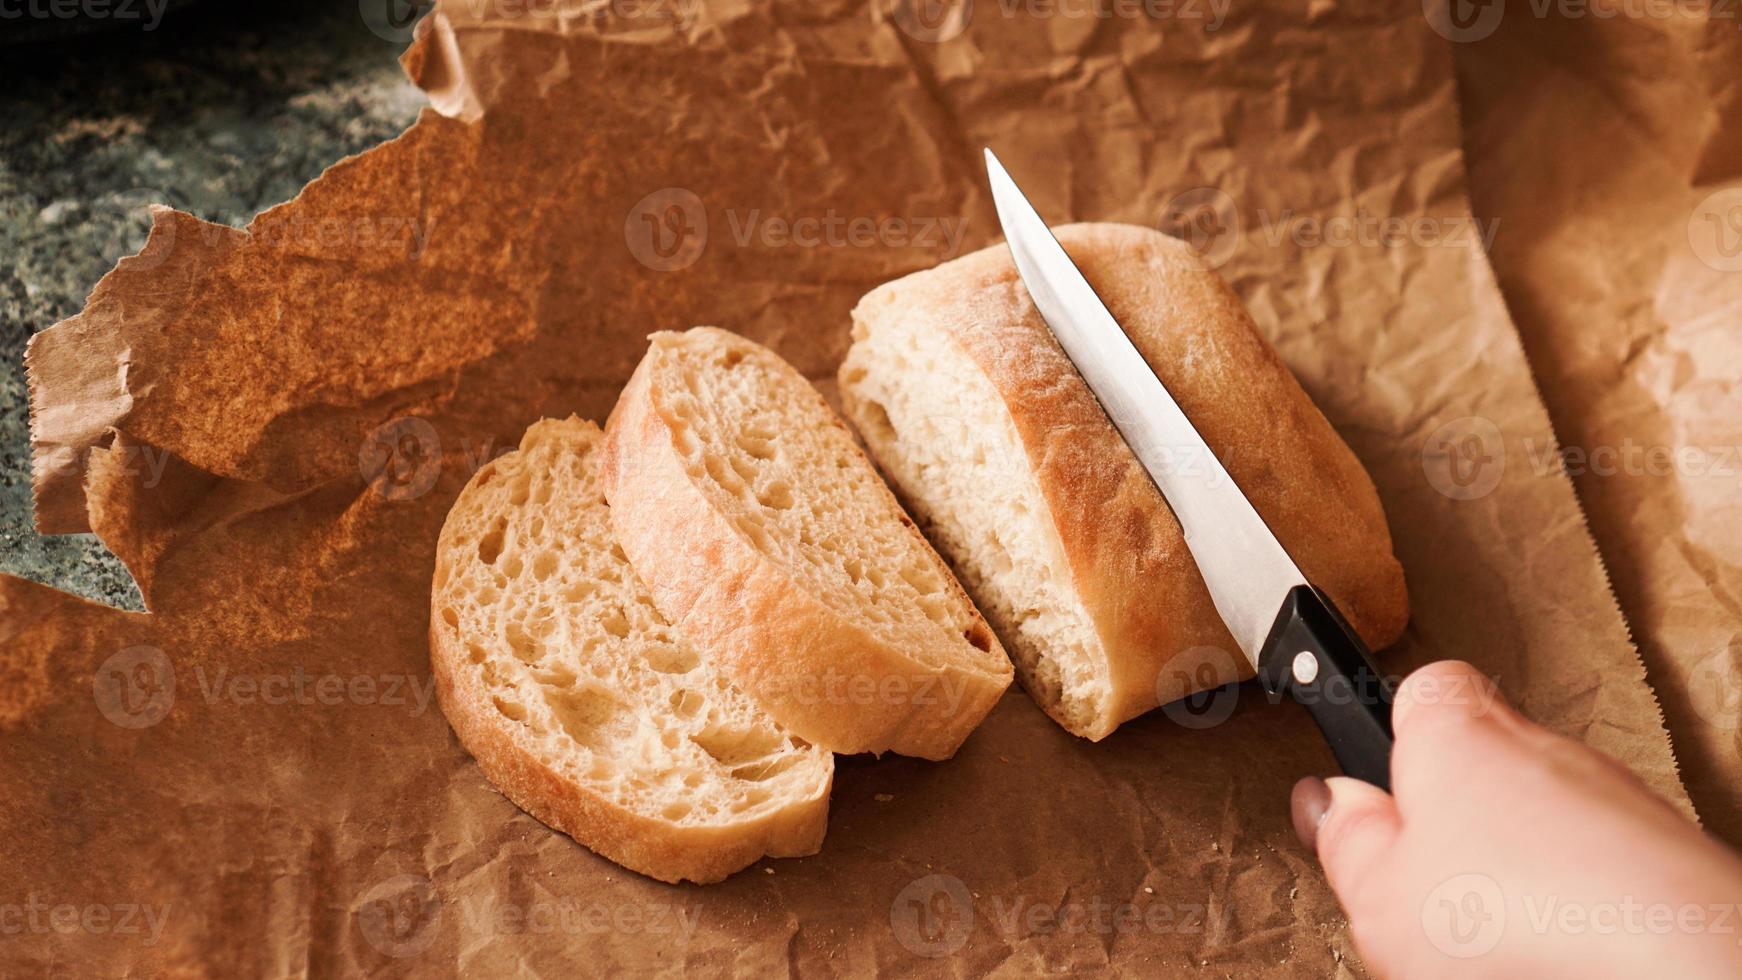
1307 776 1402 903
1391 660 1508 736
1390 661 1536 816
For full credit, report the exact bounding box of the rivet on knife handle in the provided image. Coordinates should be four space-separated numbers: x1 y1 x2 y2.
1256 586 1395 790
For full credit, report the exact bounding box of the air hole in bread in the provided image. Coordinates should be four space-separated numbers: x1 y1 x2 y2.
728 455 758 486
441 606 460 629
505 621 540 662
692 726 782 769
857 398 895 442
732 754 800 783
703 452 739 492
736 434 776 460
645 644 699 674
600 609 630 639
532 551 558 582
535 665 576 688
479 518 507 565
900 564 941 596
493 696 527 721
965 623 993 653
757 481 794 510
544 686 625 746
669 689 705 718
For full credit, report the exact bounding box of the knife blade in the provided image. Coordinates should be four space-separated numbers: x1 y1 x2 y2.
984 148 1395 789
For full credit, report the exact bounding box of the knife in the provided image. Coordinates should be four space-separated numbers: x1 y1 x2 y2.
984 149 1396 790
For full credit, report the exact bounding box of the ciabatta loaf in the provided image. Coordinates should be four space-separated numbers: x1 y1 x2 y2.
430 417 832 884
838 223 1409 740
600 327 1013 760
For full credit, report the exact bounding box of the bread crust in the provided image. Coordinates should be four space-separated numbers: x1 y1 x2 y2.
842 223 1409 740
600 329 1013 760
429 421 831 885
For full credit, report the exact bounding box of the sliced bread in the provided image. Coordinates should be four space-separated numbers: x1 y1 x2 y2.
838 223 1409 741
600 327 1014 760
429 416 833 884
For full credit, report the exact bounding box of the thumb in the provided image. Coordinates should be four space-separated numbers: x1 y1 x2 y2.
1293 775 1401 901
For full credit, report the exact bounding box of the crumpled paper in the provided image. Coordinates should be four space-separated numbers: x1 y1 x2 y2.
1458 7 1742 843
3 0 1689 975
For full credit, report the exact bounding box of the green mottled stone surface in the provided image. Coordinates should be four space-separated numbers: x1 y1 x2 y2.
0 1 424 609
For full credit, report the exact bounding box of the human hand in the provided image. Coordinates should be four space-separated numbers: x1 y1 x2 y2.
1292 660 1742 979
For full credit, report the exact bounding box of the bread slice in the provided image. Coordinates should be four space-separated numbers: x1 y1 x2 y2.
599 327 1013 760
429 416 833 884
838 223 1409 741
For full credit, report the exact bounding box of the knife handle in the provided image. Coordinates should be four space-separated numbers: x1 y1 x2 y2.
1256 585 1395 791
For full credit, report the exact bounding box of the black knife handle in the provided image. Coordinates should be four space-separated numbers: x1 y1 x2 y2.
1256 585 1395 791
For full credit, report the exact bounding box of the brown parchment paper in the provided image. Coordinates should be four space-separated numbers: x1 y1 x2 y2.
1457 8 1742 842
2 1 1690 975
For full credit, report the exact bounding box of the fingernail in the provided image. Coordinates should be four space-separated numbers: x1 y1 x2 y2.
1291 776 1331 852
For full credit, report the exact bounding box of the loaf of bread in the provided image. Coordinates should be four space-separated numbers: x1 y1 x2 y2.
838 223 1409 740
429 417 833 884
600 327 1014 760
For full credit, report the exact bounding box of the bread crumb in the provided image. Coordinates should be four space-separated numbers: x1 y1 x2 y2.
1143 886 1154 895
764 867 775 875
874 793 894 802
1289 886 1298 900
999 756 1010 764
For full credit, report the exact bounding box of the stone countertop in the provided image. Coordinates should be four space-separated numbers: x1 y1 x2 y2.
0 1 425 609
